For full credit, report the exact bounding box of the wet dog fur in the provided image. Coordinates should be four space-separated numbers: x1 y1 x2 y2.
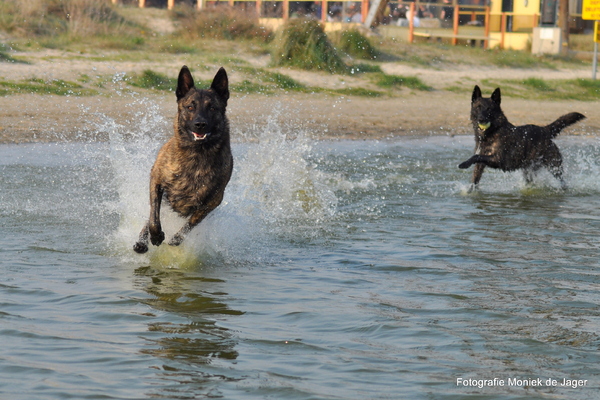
133 66 233 253
459 85 585 191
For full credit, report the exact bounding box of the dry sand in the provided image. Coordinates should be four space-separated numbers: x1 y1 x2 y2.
0 49 598 143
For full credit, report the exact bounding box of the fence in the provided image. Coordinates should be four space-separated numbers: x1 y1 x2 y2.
111 0 369 20
111 0 588 49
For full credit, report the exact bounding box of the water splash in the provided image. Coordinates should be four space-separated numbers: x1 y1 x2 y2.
453 135 600 196
100 99 337 266
232 108 337 226
94 99 169 257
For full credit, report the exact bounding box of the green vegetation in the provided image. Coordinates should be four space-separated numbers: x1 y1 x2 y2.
129 70 176 91
0 0 141 41
333 29 378 60
266 72 305 90
489 49 557 69
235 66 306 91
271 19 348 74
375 74 432 91
125 67 306 95
0 3 597 99
349 63 382 73
171 5 273 43
0 50 17 63
573 78 600 99
332 87 384 97
521 77 553 91
470 77 600 101
0 78 98 96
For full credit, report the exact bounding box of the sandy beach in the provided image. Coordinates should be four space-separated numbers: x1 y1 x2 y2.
0 48 598 143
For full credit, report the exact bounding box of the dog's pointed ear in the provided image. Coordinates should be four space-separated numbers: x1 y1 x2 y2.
176 65 195 101
491 87 501 105
472 85 482 103
211 67 229 105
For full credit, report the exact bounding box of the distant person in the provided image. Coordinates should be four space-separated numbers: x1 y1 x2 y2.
349 10 362 23
441 0 454 26
327 9 342 22
404 5 420 27
328 3 343 21
346 4 362 23
418 4 433 18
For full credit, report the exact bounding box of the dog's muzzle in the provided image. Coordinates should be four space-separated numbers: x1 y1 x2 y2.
192 132 209 141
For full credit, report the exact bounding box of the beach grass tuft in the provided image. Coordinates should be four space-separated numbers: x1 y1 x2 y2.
271 19 348 74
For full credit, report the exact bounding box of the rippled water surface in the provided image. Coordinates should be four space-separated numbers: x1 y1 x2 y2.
2 111 600 399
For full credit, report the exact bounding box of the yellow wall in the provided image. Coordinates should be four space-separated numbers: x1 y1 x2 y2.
490 0 539 14
489 0 540 31
489 31 531 49
513 0 537 15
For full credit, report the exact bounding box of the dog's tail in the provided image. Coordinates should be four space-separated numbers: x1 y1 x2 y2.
546 112 586 138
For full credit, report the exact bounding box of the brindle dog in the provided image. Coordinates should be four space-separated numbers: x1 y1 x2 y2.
134 66 233 253
459 85 585 192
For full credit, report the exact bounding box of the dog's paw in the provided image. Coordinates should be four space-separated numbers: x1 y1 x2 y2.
458 161 471 169
150 231 165 246
133 242 149 254
168 234 184 247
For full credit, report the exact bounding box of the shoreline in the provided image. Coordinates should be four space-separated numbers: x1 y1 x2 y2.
0 91 596 144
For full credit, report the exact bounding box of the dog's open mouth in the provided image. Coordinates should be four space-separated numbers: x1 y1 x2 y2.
192 132 209 141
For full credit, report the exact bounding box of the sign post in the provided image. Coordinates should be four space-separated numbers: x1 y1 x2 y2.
594 21 599 79
582 0 600 79
583 0 600 19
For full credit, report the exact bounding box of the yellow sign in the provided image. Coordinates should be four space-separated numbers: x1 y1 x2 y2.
583 0 600 20
596 21 600 42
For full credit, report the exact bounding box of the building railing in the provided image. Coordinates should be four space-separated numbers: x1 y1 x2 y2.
111 0 588 50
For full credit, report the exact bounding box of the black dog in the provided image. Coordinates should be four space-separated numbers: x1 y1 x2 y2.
459 85 585 191
133 66 233 253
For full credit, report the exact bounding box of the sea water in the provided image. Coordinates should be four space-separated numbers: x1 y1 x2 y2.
1 101 600 399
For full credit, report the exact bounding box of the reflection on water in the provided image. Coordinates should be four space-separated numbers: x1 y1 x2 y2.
1 105 600 399
134 265 241 365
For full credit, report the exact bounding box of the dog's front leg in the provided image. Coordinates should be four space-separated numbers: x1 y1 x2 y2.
168 207 213 246
148 182 165 247
459 155 500 169
468 163 486 192
458 155 479 169
169 190 225 246
133 223 150 253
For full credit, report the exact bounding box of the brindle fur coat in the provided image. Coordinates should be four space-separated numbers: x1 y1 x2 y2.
134 66 233 253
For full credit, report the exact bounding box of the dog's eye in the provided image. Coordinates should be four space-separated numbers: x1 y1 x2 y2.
187 105 194 111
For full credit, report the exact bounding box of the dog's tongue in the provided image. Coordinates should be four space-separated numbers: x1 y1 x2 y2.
193 132 207 141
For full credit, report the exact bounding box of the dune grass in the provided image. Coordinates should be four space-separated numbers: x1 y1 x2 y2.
271 19 348 74
331 29 378 60
127 66 308 95
171 5 273 43
469 77 600 100
0 4 597 99
128 70 176 91
521 77 554 91
0 78 98 96
0 0 141 40
375 74 432 91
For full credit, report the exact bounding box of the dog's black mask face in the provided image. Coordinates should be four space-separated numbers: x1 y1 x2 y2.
175 66 229 146
471 85 501 133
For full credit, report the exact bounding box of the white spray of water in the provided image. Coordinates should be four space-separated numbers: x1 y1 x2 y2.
452 135 600 196
99 99 337 266
231 108 337 226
